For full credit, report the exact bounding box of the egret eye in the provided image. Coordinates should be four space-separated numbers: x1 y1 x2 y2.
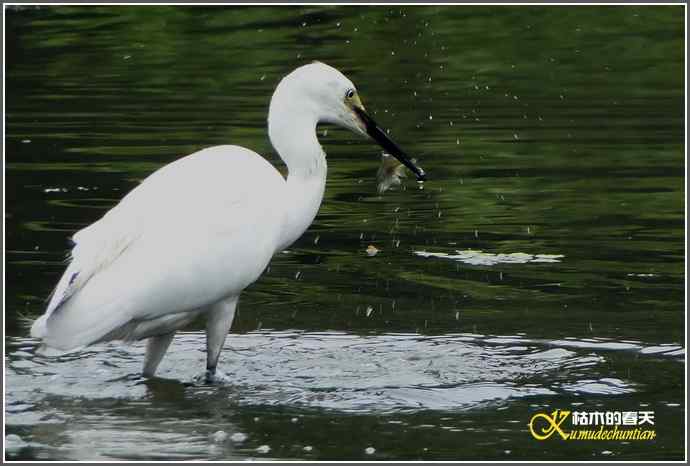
345 88 355 99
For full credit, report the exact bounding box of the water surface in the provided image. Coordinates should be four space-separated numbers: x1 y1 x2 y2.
4 5 685 461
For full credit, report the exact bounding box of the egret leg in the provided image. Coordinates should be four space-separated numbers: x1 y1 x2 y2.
142 332 175 377
205 296 238 382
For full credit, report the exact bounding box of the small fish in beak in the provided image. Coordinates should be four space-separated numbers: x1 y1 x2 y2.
376 152 414 193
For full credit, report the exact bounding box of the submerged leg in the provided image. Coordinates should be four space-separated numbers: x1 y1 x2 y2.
205 296 239 382
142 331 176 377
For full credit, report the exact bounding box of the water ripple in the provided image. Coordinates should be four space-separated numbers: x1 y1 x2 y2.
6 331 682 416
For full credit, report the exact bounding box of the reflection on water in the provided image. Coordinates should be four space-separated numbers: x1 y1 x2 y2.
415 249 565 265
4 331 684 460
4 4 685 461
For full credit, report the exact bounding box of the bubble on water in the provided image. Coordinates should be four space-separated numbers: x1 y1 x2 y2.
291 417 299 423
256 444 271 454
230 432 247 443
303 445 313 452
365 446 376 455
210 431 228 443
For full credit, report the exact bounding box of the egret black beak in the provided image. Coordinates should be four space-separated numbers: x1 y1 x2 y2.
353 106 426 181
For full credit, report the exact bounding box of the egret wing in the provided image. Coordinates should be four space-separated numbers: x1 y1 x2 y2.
32 146 286 350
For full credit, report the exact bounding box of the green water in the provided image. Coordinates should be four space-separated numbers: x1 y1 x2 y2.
4 5 685 461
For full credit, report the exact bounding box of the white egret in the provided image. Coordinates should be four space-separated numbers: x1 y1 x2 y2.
30 62 426 381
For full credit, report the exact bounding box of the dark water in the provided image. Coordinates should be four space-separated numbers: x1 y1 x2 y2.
4 5 685 461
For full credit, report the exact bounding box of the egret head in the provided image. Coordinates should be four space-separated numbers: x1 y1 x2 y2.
269 62 426 181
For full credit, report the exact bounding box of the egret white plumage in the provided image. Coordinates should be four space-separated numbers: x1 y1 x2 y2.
30 62 426 381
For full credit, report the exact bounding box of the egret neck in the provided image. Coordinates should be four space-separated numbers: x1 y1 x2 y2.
268 107 327 252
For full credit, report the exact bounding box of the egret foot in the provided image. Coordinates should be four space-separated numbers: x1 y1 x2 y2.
193 368 230 385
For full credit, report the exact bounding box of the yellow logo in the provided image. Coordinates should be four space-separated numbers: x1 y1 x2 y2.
529 409 571 440
529 409 657 441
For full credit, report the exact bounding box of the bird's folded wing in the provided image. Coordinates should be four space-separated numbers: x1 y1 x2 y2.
32 145 287 348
